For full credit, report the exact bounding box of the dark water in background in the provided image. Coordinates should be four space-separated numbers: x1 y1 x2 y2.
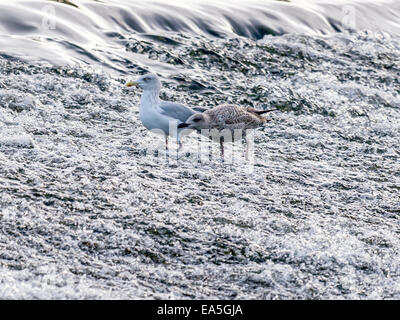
0 0 399 299
0 0 399 74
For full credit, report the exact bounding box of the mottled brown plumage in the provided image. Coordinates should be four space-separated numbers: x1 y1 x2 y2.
178 104 274 158
180 104 272 131
208 105 270 130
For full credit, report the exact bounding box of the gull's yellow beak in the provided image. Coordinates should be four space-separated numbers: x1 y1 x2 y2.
126 81 138 88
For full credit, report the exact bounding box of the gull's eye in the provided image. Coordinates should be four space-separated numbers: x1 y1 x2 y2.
144 77 151 81
193 118 201 122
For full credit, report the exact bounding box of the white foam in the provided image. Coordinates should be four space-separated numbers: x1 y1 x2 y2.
0 135 34 148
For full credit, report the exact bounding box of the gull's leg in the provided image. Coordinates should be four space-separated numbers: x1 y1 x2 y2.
177 141 183 153
220 139 224 162
165 136 169 163
176 135 182 160
177 142 183 160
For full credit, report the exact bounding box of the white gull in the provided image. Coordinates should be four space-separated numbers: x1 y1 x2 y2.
127 73 205 151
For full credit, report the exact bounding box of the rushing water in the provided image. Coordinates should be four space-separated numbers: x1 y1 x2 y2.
0 0 399 299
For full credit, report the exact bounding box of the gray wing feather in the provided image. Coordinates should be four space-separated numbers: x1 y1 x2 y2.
159 101 205 123
192 107 208 113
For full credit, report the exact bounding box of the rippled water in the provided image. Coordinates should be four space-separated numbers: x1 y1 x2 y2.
0 0 399 299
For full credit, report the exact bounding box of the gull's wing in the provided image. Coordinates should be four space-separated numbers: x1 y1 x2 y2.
192 107 208 113
159 101 206 123
209 105 263 128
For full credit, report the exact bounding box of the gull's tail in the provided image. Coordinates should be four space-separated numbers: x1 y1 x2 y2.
192 107 208 113
247 108 276 125
249 108 277 115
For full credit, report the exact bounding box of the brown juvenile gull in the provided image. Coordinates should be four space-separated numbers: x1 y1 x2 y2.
178 104 274 158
